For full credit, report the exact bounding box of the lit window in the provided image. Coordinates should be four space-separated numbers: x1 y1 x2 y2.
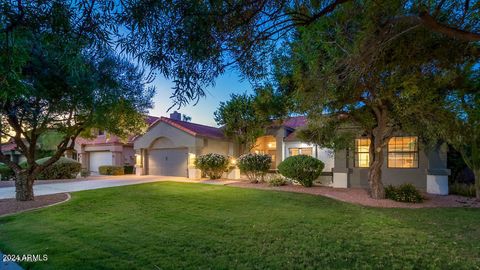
388 137 418 168
288 147 313 156
354 138 370 168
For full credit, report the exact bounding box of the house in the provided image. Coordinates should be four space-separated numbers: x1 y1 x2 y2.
133 112 237 178
74 116 159 174
0 140 25 164
135 114 449 195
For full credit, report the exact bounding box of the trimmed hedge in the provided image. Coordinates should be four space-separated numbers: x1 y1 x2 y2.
385 183 424 203
0 164 14 181
278 155 324 187
99 165 125 175
25 157 81 180
194 153 229 179
237 153 271 183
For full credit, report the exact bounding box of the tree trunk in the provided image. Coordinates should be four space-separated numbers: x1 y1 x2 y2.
15 172 35 201
474 169 480 202
368 135 386 199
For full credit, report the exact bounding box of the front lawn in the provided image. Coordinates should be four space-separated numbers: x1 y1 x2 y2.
1 182 479 269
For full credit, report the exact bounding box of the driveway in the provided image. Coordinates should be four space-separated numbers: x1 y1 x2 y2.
0 175 194 199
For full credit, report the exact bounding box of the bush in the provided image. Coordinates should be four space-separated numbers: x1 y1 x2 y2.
237 153 271 183
266 174 289 187
385 183 424 203
278 155 324 187
449 182 475 197
194 153 229 179
35 157 81 180
124 165 135 174
0 164 14 181
99 165 125 175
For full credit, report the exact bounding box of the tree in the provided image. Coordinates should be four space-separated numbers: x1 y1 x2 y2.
283 1 477 198
0 1 155 201
182 114 192 122
214 93 268 154
443 68 480 200
117 0 480 107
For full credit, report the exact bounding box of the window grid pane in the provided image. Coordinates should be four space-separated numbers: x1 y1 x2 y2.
355 138 370 168
388 137 418 168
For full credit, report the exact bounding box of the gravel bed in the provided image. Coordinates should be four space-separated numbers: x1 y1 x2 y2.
0 193 70 217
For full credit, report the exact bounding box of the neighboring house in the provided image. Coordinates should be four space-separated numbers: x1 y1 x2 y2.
75 116 159 174
134 112 237 178
0 139 25 164
135 114 449 195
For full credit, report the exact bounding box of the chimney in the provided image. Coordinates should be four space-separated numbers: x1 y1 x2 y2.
169 111 182 121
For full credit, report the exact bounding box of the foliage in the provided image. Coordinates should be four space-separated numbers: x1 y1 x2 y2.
384 183 424 203
266 174 289 187
118 0 480 107
99 166 125 176
278 155 324 187
194 153 229 179
0 164 14 181
19 157 81 180
0 1 155 200
449 182 476 198
237 153 272 183
2 183 480 269
80 168 90 178
214 94 269 153
280 1 478 198
123 165 135 175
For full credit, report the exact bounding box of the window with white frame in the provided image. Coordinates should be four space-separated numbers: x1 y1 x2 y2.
288 147 313 156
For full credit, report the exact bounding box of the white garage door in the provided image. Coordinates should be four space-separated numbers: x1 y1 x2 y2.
148 148 188 177
89 151 112 173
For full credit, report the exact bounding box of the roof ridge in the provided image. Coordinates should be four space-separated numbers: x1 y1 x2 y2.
160 116 220 130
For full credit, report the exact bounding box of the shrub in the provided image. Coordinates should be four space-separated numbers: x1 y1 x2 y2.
124 165 135 174
237 153 271 183
194 153 229 179
35 157 81 180
266 174 289 187
385 183 424 203
449 182 475 197
0 164 14 181
278 155 324 187
99 165 125 175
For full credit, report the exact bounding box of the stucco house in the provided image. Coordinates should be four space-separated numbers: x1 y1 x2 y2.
0 140 25 164
135 114 449 195
74 116 159 174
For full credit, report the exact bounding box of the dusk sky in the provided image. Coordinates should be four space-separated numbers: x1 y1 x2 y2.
148 69 252 127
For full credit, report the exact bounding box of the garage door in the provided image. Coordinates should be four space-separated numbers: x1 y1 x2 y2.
89 151 112 173
148 148 188 177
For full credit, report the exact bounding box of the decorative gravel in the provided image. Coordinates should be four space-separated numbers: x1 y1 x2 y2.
227 181 480 208
0 193 70 217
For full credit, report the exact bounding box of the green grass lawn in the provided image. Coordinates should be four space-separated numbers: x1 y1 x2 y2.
1 182 479 269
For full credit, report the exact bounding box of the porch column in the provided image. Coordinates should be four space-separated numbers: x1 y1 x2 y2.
332 149 349 188
426 144 449 195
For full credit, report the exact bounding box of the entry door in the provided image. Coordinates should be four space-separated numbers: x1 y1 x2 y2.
148 148 188 177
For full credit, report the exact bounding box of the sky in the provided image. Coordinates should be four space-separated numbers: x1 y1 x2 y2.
148 69 253 127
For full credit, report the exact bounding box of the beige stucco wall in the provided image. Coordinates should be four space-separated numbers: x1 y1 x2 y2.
134 121 197 150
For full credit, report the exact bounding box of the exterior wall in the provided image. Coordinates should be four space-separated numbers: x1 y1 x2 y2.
336 142 449 192
200 138 232 156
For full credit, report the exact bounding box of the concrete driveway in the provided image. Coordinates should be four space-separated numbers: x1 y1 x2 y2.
0 175 195 199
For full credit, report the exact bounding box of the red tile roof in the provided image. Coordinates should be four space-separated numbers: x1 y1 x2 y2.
78 115 160 146
283 116 307 129
159 117 225 140
0 141 17 152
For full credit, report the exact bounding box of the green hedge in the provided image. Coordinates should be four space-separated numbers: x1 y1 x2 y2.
35 157 81 180
237 153 271 183
124 165 135 174
0 164 14 181
99 165 125 175
385 183 424 203
194 153 229 179
449 182 475 197
278 155 324 187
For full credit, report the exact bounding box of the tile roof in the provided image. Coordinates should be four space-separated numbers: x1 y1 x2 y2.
159 117 225 140
78 115 160 146
0 141 18 152
283 116 307 129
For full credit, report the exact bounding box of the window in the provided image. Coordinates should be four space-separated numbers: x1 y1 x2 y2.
388 137 418 168
354 138 370 168
98 130 105 136
288 147 313 156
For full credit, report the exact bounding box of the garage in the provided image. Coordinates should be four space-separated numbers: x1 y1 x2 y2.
89 151 112 173
148 148 188 177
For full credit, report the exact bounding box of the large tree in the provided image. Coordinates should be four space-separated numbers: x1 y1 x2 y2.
282 1 478 198
0 1 154 201
118 0 480 107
